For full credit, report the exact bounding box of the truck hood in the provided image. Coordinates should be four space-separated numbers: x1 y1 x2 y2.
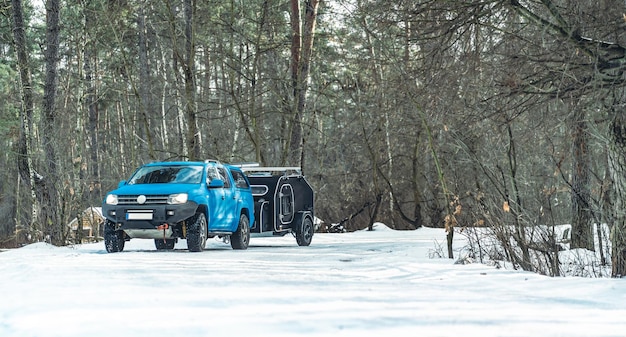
109 183 199 196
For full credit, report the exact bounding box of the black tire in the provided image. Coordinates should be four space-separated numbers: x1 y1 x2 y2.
187 212 207 252
104 220 125 253
154 239 176 250
295 216 314 246
230 214 250 250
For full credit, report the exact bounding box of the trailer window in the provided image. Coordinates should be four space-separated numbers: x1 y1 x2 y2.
251 185 268 196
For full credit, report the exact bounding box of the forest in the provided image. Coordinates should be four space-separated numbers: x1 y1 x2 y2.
2 0 626 277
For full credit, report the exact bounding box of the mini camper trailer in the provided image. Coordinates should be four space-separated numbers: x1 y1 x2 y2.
242 166 315 246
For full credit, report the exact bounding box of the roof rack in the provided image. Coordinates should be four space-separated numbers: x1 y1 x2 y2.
232 162 260 168
242 166 302 175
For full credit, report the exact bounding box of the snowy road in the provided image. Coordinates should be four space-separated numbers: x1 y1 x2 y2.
1 225 626 337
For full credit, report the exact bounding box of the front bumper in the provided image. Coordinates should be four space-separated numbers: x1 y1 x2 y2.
102 201 198 233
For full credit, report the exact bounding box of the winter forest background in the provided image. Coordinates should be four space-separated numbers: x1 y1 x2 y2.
3 0 626 277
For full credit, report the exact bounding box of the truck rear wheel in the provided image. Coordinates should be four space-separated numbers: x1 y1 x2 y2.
230 214 250 250
295 216 314 246
187 213 207 252
104 220 125 253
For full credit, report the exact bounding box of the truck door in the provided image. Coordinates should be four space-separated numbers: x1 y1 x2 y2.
213 167 238 230
205 166 234 231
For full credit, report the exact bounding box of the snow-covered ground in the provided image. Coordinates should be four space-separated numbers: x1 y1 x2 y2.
1 224 626 337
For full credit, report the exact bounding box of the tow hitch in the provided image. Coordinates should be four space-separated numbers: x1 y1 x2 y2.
157 224 169 241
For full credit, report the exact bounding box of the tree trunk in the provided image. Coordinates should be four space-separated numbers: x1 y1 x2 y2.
609 111 626 277
288 0 319 167
138 0 156 159
363 15 394 218
412 137 424 228
289 0 301 96
368 194 382 231
11 0 38 242
503 122 531 270
570 104 593 250
84 8 100 204
183 0 200 160
42 0 62 244
158 45 170 150
286 0 301 166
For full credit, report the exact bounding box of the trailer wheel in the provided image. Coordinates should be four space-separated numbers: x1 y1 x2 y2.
187 213 207 252
295 216 314 246
154 239 176 250
104 220 125 253
231 214 250 250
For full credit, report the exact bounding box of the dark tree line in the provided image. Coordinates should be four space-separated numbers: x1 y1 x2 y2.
2 0 626 276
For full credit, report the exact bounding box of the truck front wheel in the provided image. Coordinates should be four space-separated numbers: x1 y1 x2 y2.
230 214 250 250
187 212 207 252
104 220 125 253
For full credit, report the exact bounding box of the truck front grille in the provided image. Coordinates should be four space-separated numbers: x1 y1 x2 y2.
117 195 169 205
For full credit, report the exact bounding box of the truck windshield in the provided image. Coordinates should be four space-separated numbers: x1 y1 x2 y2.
128 165 203 184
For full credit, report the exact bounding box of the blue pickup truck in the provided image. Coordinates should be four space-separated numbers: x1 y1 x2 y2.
102 160 255 253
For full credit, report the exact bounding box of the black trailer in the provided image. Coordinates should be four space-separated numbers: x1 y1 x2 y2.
242 166 315 246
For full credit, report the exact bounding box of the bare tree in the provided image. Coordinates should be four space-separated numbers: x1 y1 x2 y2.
10 0 38 242
183 0 200 160
507 0 626 276
287 0 320 167
137 0 156 160
608 102 626 277
570 101 593 250
41 0 62 244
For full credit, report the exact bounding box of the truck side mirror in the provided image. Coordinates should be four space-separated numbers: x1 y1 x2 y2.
208 179 224 188
117 180 127 188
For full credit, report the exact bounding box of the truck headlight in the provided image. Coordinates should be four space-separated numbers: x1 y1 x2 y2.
167 193 188 204
105 194 118 205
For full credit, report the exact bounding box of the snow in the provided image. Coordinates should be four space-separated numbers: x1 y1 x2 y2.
2 224 626 336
